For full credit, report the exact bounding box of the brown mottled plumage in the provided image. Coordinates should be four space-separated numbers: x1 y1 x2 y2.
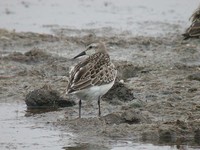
66 42 117 118
183 5 200 40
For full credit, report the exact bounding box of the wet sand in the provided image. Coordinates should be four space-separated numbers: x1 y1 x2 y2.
0 0 200 150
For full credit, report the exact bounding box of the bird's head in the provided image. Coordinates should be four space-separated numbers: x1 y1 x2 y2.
73 42 106 59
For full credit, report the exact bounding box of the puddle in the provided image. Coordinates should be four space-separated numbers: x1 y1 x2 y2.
0 102 74 150
0 102 199 150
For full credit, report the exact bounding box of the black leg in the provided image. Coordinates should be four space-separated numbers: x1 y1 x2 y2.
98 96 101 117
79 99 82 118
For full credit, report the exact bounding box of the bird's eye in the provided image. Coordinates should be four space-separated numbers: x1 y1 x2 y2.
88 46 93 49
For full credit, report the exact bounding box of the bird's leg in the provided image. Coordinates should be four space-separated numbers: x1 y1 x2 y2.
98 96 101 117
79 99 82 118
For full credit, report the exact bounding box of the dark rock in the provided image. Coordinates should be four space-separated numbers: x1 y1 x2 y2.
25 85 75 109
103 81 134 104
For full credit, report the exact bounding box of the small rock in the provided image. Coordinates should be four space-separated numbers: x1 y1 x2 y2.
25 85 75 109
103 81 134 104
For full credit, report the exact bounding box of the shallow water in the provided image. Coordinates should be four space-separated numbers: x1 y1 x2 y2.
0 103 199 150
0 0 199 36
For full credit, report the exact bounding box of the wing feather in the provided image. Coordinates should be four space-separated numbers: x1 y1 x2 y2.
67 55 99 93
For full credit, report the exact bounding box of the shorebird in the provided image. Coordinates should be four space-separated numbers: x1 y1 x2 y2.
183 5 200 40
66 42 117 118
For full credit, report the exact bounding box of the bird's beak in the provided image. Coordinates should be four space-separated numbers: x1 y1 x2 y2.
73 51 86 59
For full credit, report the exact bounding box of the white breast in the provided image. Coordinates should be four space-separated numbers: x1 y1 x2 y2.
73 80 115 101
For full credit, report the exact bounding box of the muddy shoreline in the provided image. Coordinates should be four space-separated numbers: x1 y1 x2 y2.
0 28 200 149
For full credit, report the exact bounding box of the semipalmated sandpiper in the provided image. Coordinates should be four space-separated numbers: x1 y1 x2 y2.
66 42 117 118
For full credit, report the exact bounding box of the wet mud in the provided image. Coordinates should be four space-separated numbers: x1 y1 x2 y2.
1 28 200 149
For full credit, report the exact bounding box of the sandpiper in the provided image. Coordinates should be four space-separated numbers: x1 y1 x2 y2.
183 5 200 40
66 42 117 118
